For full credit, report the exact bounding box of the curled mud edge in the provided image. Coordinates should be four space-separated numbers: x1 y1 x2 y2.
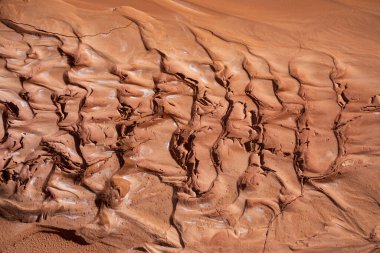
0 0 380 252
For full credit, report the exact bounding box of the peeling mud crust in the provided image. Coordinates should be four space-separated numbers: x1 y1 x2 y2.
0 0 380 252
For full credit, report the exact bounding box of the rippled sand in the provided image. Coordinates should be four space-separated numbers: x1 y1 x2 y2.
0 0 379 252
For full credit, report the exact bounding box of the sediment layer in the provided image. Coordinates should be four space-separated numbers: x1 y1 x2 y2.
0 0 379 252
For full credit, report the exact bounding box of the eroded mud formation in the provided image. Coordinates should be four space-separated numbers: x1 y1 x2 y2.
0 0 379 252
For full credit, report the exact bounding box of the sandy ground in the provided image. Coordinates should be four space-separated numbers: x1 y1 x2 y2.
0 0 379 252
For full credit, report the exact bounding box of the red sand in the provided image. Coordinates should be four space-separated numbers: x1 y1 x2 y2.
0 0 379 252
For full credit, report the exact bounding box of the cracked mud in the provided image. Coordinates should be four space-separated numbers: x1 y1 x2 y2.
0 0 379 252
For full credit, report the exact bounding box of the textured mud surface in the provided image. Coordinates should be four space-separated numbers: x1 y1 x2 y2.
0 0 379 252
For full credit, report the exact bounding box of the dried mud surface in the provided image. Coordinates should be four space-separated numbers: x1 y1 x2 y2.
0 0 379 252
